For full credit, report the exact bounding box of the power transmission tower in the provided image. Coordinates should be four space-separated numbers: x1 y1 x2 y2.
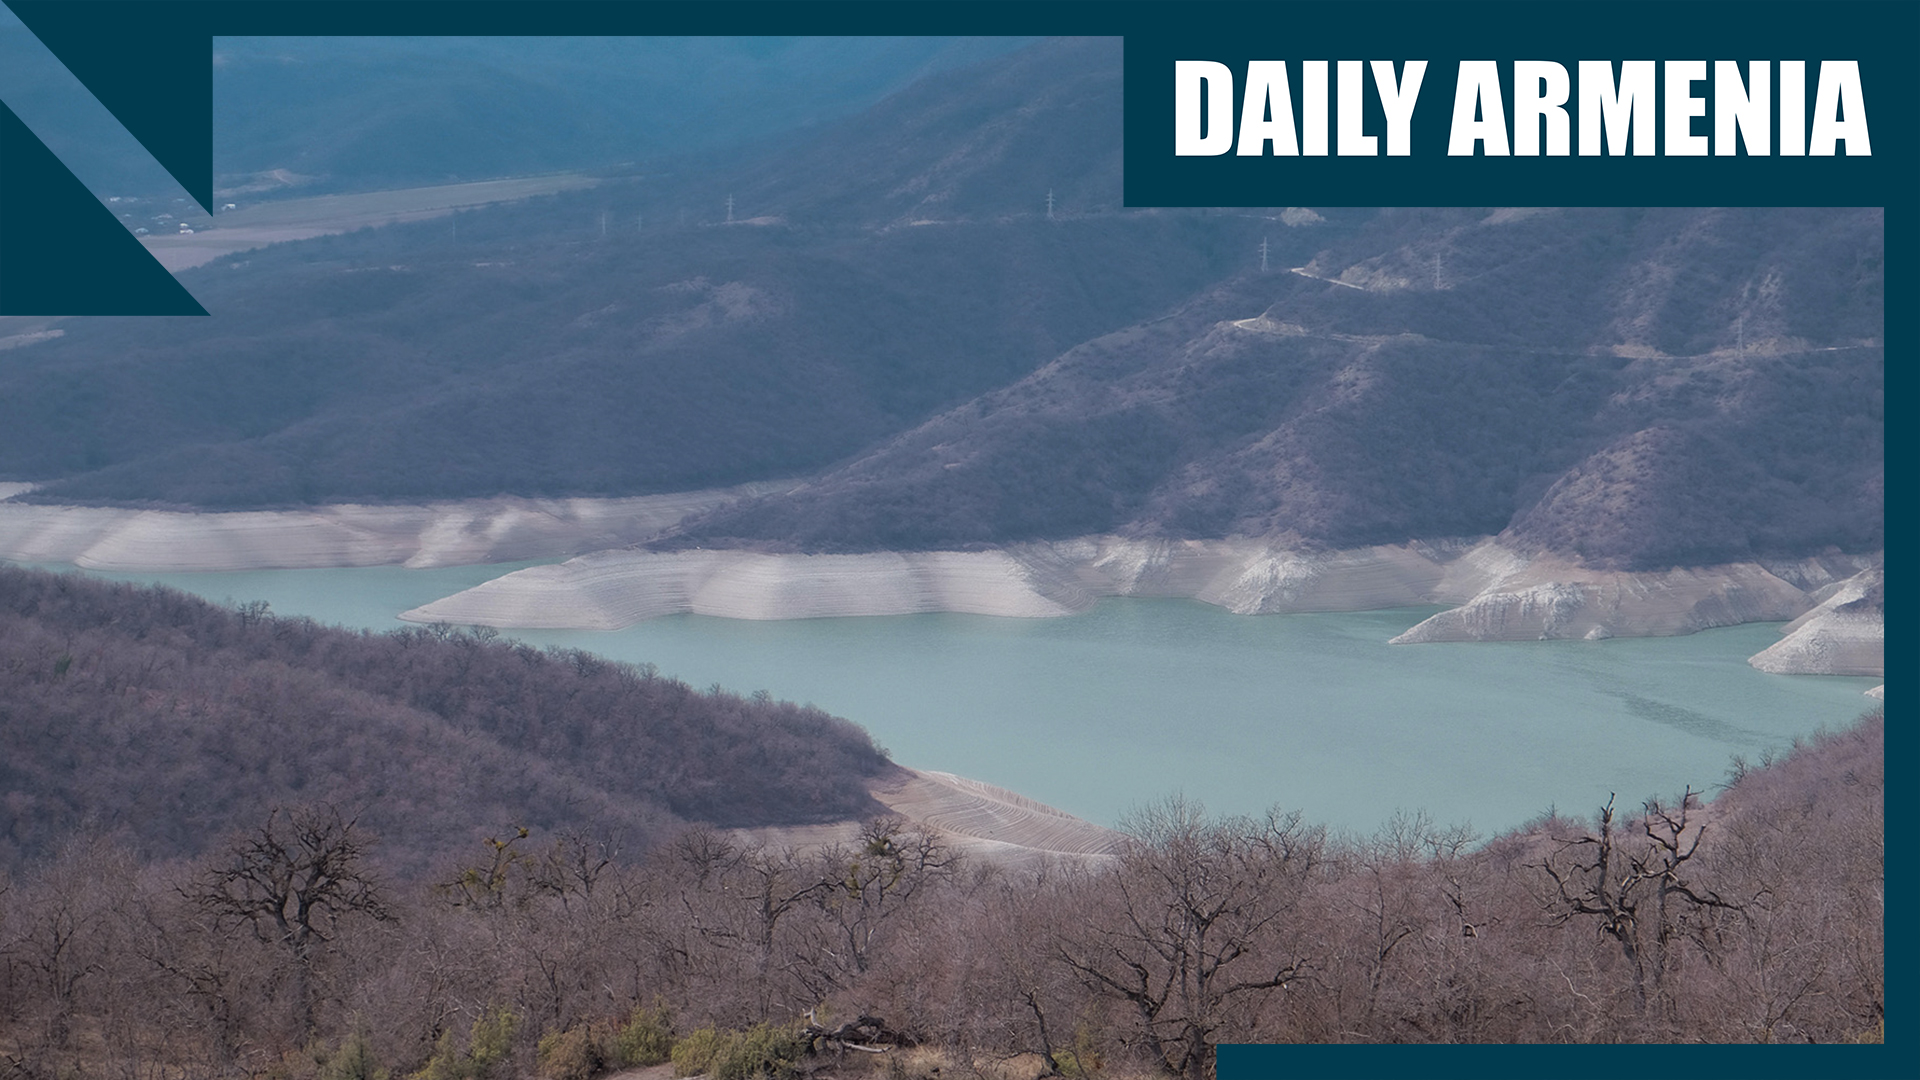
1432 251 1443 290
1260 237 1269 272
726 194 735 223
1047 189 1055 219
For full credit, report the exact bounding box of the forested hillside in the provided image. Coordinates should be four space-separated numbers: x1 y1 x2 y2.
0 565 890 872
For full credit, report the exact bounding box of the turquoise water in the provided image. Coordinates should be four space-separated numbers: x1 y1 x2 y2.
26 562 1882 838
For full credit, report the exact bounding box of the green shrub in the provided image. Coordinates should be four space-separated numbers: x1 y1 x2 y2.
468 1008 518 1080
718 1023 804 1080
1054 1050 1098 1079
671 1027 728 1077
537 1026 602 1080
1059 1026 1104 1077
612 1001 676 1067
672 1022 805 1079
408 1031 464 1080
408 1009 519 1080
318 1032 390 1080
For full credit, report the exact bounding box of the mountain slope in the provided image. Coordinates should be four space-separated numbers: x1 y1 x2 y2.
680 206 1883 570
729 36 1126 225
1 40 1269 507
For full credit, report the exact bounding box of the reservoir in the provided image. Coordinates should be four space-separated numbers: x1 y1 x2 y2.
29 561 1883 839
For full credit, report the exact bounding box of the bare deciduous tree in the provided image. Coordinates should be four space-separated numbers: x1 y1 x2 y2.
189 804 391 1034
439 826 532 912
1 837 122 1052
813 818 956 981
1057 797 1322 1080
1535 789 1741 1021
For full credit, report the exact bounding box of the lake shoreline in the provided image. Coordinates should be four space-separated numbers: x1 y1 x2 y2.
1 556 1882 835
0 493 1882 677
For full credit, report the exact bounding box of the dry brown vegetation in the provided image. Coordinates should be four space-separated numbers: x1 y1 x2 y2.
0 675 1882 1077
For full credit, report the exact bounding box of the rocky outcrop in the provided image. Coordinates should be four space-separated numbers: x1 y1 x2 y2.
1073 536 1476 614
1385 550 1857 644
1748 566 1884 677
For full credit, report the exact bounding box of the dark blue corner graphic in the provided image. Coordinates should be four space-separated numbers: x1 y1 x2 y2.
6 0 212 213
0 99 208 315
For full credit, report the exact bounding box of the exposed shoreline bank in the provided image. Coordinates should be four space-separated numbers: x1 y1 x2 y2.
0 494 1881 679
0 482 791 571
400 534 1882 679
736 766 1124 865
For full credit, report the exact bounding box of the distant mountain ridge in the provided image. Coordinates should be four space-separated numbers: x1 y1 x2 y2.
210 36 1034 196
4 39 1260 509
0 39 1883 575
